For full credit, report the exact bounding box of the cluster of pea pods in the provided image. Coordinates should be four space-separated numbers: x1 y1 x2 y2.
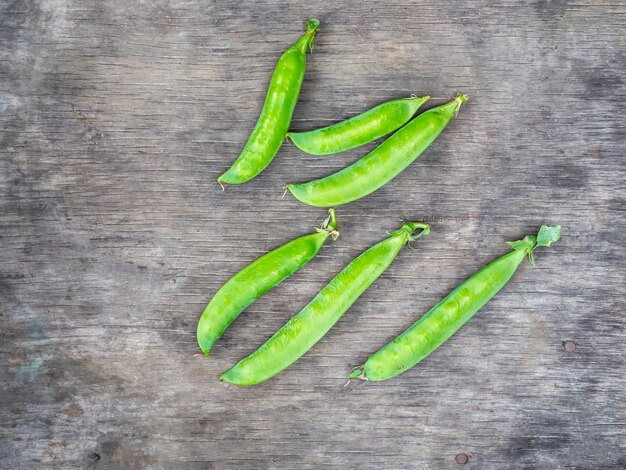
197 19 561 386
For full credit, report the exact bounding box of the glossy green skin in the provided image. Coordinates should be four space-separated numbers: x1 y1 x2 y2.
357 241 531 381
221 222 428 386
286 96 429 155
287 94 467 207
196 209 336 356
218 19 319 185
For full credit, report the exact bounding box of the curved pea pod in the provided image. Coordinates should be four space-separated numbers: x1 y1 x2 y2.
350 225 561 382
220 221 430 386
218 19 320 185
286 96 430 155
287 93 467 207
196 209 338 356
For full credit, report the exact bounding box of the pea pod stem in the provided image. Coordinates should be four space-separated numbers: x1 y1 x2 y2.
287 94 467 207
196 209 337 356
350 225 561 382
218 19 320 185
220 221 430 386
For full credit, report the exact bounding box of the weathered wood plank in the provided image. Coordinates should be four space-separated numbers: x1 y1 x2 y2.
1 0 625 468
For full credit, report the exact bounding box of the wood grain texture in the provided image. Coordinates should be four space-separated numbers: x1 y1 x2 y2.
1 1 625 468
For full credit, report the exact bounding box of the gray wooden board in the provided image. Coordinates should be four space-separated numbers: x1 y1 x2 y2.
1 0 625 468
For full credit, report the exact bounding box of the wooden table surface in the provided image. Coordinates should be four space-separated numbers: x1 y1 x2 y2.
1 1 625 468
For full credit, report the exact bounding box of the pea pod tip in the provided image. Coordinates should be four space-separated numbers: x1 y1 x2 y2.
284 132 326 155
217 173 238 186
349 367 366 380
284 132 303 152
196 337 213 356
285 183 329 207
220 370 252 387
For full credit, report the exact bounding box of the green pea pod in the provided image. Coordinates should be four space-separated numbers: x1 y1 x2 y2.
220 221 430 386
287 93 467 207
196 209 338 356
350 225 561 382
286 96 430 155
218 19 320 185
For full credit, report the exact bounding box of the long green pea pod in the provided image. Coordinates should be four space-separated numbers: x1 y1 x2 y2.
286 96 429 155
350 225 561 382
218 19 320 185
287 94 467 207
196 209 338 356
220 221 430 386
